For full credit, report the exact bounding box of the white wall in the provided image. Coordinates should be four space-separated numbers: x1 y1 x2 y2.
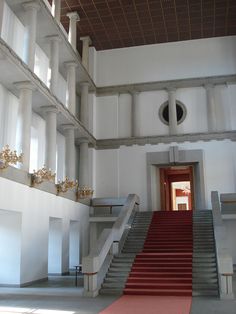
34 44 50 86
30 113 46 173
1 1 25 61
96 84 236 139
95 149 119 198
95 140 236 211
69 220 80 268
0 210 21 285
56 131 65 182
224 220 236 264
227 85 236 130
0 84 18 150
95 95 119 139
56 73 67 106
118 93 132 138
48 217 62 274
89 47 97 83
0 177 89 286
96 36 236 86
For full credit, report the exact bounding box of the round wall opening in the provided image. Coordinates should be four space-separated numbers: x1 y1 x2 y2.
159 100 187 125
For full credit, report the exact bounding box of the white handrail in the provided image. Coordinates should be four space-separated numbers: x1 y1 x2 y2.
82 194 139 297
211 191 234 299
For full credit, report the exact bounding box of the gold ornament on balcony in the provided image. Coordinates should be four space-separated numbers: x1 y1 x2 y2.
56 177 78 194
78 186 94 199
0 145 23 169
31 166 56 185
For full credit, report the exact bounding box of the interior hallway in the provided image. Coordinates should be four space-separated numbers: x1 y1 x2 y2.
0 273 235 314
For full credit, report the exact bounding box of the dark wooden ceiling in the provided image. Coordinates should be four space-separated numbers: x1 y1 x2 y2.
57 0 236 51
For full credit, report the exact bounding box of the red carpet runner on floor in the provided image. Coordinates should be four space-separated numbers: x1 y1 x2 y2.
100 211 193 314
99 295 192 314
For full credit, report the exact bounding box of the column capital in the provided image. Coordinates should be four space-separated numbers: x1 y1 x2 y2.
204 83 215 90
14 81 36 91
45 34 62 43
66 11 80 21
167 86 176 93
64 61 78 68
80 81 90 88
61 124 76 131
130 90 140 96
80 36 92 45
77 137 89 144
40 105 58 115
22 0 41 11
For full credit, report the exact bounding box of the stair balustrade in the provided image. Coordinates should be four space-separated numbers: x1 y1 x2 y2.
211 191 234 299
82 194 140 297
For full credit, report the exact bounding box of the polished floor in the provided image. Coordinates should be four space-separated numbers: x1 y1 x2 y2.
0 273 235 314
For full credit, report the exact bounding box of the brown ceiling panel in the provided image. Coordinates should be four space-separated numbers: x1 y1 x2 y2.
55 0 236 51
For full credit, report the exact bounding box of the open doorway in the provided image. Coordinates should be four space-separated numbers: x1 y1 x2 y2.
160 166 194 211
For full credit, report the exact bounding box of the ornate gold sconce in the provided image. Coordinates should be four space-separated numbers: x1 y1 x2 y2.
0 145 23 169
56 177 78 194
78 186 94 199
31 166 56 186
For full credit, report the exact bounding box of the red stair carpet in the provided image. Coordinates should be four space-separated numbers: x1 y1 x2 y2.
124 211 193 296
100 211 193 314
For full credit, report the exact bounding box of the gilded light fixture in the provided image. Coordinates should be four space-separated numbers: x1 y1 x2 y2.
0 145 23 169
31 166 56 185
56 177 78 194
78 186 94 199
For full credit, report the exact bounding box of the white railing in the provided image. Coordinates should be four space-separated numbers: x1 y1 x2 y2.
211 191 234 299
82 194 140 297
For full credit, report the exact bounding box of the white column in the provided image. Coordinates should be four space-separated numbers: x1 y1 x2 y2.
205 84 217 132
47 35 61 95
22 1 41 70
14 81 35 172
168 88 178 135
79 140 89 187
52 0 61 23
65 62 77 115
62 124 75 180
131 91 140 137
41 106 58 172
66 12 80 51
80 36 92 71
79 82 90 188
80 82 90 128
0 1 4 35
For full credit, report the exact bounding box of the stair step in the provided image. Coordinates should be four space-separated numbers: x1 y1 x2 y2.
127 277 192 284
125 283 192 289
102 282 126 289
101 210 219 297
124 288 192 296
104 277 127 283
129 272 192 278
100 288 123 295
192 290 218 296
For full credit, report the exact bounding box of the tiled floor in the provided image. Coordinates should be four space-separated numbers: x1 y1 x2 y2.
0 273 235 314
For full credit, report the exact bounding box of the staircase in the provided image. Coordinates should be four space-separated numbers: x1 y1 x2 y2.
192 210 219 296
124 211 193 296
100 211 153 295
100 209 219 297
